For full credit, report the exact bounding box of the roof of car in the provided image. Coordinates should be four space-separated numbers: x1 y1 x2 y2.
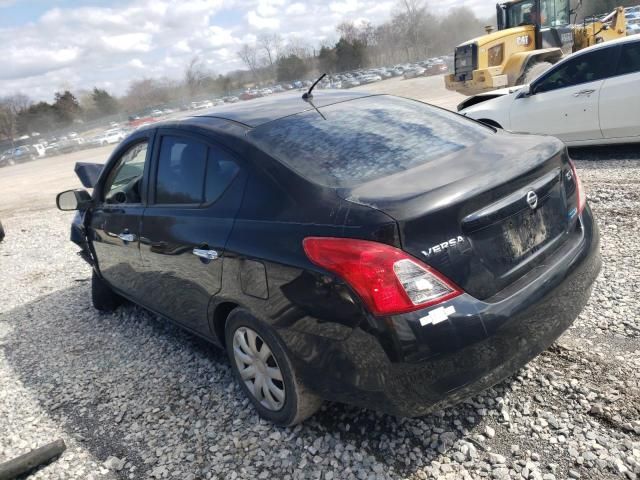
187 90 372 128
544 33 639 71
575 32 640 53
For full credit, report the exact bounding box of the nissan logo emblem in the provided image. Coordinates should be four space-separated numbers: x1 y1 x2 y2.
526 190 538 210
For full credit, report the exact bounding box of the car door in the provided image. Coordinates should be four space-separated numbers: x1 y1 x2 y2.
90 136 152 298
599 40 640 140
139 129 244 335
510 46 616 143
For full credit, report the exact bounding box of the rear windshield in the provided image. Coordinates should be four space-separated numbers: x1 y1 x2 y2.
248 95 491 188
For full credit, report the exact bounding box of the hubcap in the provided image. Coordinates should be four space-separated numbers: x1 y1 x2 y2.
232 326 285 411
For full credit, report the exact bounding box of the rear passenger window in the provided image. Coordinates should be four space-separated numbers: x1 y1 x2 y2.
156 136 207 204
155 135 240 205
617 42 640 76
205 147 240 203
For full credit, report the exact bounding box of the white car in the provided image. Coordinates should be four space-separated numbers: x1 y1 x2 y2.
93 129 126 146
460 35 640 146
32 143 46 157
191 101 213 110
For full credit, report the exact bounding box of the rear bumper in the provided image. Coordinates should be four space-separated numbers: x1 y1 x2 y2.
282 207 600 416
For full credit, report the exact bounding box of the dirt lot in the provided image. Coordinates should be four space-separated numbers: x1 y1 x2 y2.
0 146 115 217
0 76 638 480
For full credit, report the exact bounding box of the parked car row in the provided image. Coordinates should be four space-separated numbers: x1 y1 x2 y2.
0 145 40 167
624 6 640 34
234 57 453 102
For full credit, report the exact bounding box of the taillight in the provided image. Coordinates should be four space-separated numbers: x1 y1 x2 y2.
569 159 586 214
302 237 462 316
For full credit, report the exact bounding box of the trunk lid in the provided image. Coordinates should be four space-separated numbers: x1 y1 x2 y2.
339 132 579 299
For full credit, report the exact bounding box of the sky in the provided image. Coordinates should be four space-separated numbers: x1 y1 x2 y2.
0 0 495 101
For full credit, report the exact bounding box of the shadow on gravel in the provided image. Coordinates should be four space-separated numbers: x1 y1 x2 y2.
1 285 498 478
569 144 640 161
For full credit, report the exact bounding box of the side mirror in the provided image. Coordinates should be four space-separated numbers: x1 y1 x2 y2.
517 84 532 98
56 189 92 211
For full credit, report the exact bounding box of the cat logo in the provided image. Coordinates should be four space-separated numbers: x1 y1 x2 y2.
516 35 530 46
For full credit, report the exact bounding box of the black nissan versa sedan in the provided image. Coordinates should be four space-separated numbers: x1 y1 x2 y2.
57 90 601 426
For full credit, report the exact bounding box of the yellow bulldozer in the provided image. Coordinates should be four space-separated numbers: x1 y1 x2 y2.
444 0 628 96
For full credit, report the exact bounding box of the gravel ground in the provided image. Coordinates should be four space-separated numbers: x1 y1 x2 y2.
1 152 639 480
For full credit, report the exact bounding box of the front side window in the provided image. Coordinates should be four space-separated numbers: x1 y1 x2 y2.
103 141 148 203
617 41 640 76
533 48 612 93
507 0 536 27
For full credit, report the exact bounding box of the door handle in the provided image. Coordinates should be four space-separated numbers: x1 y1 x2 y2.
118 232 137 242
193 248 219 261
573 89 596 97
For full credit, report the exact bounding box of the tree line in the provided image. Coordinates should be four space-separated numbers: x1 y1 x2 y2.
237 2 492 83
3 0 622 142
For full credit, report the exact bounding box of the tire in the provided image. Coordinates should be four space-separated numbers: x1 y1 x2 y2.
522 61 553 84
225 309 322 426
0 220 4 242
91 271 124 311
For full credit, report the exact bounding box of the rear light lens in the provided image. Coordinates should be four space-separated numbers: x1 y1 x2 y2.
302 237 462 316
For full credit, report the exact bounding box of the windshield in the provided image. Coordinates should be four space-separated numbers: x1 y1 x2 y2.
249 96 491 188
505 0 569 28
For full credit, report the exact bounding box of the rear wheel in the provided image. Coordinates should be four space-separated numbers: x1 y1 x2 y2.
91 271 124 311
225 309 322 426
522 61 553 84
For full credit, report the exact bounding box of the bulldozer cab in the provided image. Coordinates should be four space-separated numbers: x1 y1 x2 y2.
498 0 570 29
497 0 573 51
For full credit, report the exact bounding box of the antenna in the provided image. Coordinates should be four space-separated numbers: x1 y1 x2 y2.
302 73 326 101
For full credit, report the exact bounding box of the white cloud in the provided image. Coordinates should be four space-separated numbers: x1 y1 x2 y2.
329 0 359 14
102 33 153 52
285 2 306 15
172 39 192 53
0 0 495 101
255 0 285 17
247 10 280 30
128 58 145 68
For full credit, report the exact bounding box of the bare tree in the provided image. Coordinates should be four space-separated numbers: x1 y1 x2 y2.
0 94 31 143
237 44 260 82
392 0 435 61
121 78 176 113
257 33 282 66
185 56 209 99
283 38 313 59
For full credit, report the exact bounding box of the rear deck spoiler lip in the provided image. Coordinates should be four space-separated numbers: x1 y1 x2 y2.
74 162 104 188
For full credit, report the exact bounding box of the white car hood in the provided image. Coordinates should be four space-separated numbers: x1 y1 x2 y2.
457 85 527 112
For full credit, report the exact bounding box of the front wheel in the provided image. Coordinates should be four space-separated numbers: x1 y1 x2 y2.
225 309 322 426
